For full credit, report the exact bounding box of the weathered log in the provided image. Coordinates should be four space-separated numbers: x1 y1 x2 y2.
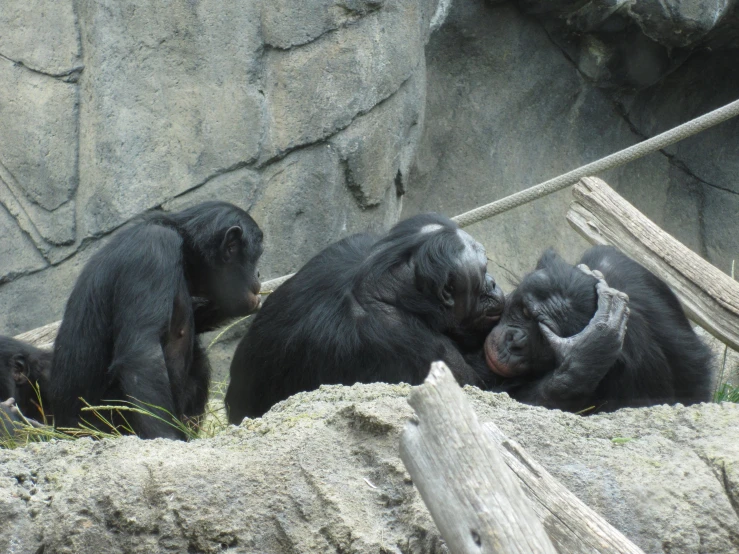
13 321 59 349
484 423 644 553
400 361 557 553
9 274 293 349
567 176 739 351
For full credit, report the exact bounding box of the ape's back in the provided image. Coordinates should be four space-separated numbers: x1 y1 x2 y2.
580 246 713 408
226 233 378 422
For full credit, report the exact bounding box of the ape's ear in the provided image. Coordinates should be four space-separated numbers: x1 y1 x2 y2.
11 355 28 384
439 281 455 308
535 248 562 270
220 226 243 262
413 256 452 306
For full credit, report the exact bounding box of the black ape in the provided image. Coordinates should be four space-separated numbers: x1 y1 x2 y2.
226 213 505 423
483 246 713 412
0 336 52 422
51 202 263 439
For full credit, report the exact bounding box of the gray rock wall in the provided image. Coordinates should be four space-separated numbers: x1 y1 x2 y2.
1 384 739 553
0 0 446 335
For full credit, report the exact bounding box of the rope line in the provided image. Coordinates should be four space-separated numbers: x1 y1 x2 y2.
452 98 739 228
264 98 739 290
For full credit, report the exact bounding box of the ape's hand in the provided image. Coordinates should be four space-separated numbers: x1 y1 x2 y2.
538 267 629 372
0 397 45 429
1 397 17 412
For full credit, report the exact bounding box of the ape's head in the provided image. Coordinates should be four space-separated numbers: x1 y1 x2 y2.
175 202 264 317
484 249 597 378
0 336 29 402
0 336 52 420
367 213 505 336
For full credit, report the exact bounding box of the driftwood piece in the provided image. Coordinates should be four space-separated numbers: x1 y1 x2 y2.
13 321 59 349
484 423 644 554
400 362 557 554
9 274 293 349
567 176 739 351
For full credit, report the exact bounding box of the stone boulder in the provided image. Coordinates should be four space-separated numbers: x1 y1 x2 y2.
1 384 739 553
516 0 739 88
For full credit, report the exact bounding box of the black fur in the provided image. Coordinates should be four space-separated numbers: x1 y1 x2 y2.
483 245 714 412
0 336 52 422
51 202 263 439
226 213 504 422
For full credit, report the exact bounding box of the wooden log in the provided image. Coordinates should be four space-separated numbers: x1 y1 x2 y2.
400 361 557 554
483 423 644 554
9 274 293 350
567 176 739 351
13 321 59 349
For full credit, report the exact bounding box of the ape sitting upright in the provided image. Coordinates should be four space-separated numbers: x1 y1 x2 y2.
51 202 263 439
484 245 714 413
226 213 505 423
0 336 52 422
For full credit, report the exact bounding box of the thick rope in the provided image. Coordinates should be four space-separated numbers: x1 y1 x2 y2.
265 99 739 289
452 98 739 228
265 99 739 288
261 274 295 291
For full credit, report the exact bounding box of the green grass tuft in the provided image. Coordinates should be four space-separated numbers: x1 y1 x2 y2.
0 380 232 449
712 260 737 404
714 383 739 404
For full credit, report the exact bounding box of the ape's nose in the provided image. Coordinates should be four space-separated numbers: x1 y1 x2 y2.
483 273 505 315
505 328 526 353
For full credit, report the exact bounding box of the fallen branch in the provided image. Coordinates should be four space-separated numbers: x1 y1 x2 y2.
484 423 644 553
399 361 645 553
13 321 59 349
400 361 557 553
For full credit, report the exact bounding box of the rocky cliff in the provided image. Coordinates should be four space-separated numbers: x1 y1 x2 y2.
2 384 739 553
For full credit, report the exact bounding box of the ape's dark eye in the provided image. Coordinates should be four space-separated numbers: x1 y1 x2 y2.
522 306 532 319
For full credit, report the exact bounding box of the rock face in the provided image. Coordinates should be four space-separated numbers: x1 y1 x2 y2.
1 384 739 553
0 0 446 335
404 0 739 294
517 0 739 88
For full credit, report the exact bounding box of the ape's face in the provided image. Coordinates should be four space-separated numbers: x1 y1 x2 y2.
446 229 505 333
208 217 264 317
483 250 597 378
408 223 504 335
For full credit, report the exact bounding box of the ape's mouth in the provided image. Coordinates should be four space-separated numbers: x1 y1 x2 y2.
246 293 262 312
480 313 501 325
484 337 515 378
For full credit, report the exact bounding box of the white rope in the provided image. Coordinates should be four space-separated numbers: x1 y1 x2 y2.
452 98 739 228
261 273 294 292
264 98 739 288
